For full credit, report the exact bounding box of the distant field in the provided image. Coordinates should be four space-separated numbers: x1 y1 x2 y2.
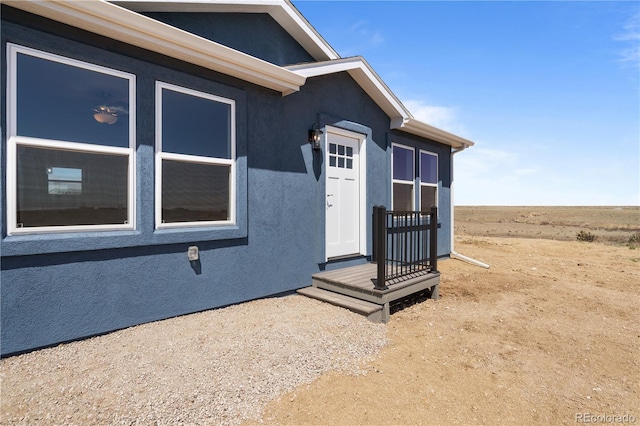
455 206 640 245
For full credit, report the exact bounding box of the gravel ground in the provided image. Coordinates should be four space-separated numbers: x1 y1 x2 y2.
1 295 387 425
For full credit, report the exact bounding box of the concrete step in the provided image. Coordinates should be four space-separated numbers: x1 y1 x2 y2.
296 286 384 323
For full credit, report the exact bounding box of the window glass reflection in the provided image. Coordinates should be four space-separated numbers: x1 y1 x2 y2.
48 167 82 195
16 53 130 148
161 88 231 159
162 160 230 223
17 146 128 227
421 186 437 212
420 152 437 184
393 183 413 211
393 146 414 181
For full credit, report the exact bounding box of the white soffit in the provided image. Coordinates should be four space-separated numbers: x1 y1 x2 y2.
287 58 475 149
113 0 340 61
5 0 306 95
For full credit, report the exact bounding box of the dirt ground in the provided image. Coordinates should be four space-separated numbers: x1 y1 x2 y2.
2 208 638 425
455 206 640 245
249 207 640 425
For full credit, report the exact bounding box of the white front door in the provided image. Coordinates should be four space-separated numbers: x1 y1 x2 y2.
325 128 363 259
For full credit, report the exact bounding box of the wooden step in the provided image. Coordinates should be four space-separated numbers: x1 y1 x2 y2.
296 286 384 323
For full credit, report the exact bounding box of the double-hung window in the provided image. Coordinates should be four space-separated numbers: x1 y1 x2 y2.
392 144 415 211
392 144 439 212
156 82 235 227
420 150 438 212
6 44 135 234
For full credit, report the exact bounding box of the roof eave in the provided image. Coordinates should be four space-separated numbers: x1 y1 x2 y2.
5 0 306 95
391 117 476 149
113 0 340 61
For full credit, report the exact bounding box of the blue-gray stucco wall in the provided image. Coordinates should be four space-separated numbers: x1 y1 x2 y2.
1 7 452 356
143 12 315 66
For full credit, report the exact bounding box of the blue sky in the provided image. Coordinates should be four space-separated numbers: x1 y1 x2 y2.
294 1 640 206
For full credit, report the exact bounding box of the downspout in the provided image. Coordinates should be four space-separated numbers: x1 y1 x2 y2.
450 144 490 269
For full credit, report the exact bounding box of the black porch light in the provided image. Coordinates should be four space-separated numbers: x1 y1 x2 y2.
308 125 323 151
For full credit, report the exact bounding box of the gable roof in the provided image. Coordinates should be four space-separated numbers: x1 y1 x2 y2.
287 57 411 121
287 58 475 149
114 0 339 61
5 0 475 148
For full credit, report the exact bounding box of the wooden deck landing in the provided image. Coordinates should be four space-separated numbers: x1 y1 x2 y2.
297 262 440 323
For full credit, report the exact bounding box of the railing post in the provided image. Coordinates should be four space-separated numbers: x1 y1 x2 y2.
372 206 379 262
374 206 388 290
429 206 438 272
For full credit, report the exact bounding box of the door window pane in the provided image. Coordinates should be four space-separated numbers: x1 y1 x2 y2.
17 146 128 227
329 143 354 170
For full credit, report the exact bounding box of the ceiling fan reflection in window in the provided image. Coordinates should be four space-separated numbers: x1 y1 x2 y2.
93 104 128 125
93 105 118 124
92 88 130 125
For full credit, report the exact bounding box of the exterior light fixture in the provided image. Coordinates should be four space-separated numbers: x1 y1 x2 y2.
93 105 118 124
308 125 323 151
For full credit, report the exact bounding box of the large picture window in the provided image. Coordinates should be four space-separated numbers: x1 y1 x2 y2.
392 144 414 211
156 82 235 227
420 150 438 212
6 44 135 234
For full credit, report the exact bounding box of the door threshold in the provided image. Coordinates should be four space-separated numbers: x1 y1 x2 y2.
327 253 366 262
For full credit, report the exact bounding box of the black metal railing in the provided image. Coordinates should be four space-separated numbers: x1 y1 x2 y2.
372 206 438 290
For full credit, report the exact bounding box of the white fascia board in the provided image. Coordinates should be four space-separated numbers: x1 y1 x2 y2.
114 0 339 61
391 117 476 149
114 0 282 13
273 1 339 61
6 0 306 95
287 57 411 121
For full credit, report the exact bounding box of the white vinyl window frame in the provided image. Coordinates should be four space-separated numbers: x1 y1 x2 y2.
155 81 236 229
391 143 415 211
419 149 439 213
5 43 136 235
